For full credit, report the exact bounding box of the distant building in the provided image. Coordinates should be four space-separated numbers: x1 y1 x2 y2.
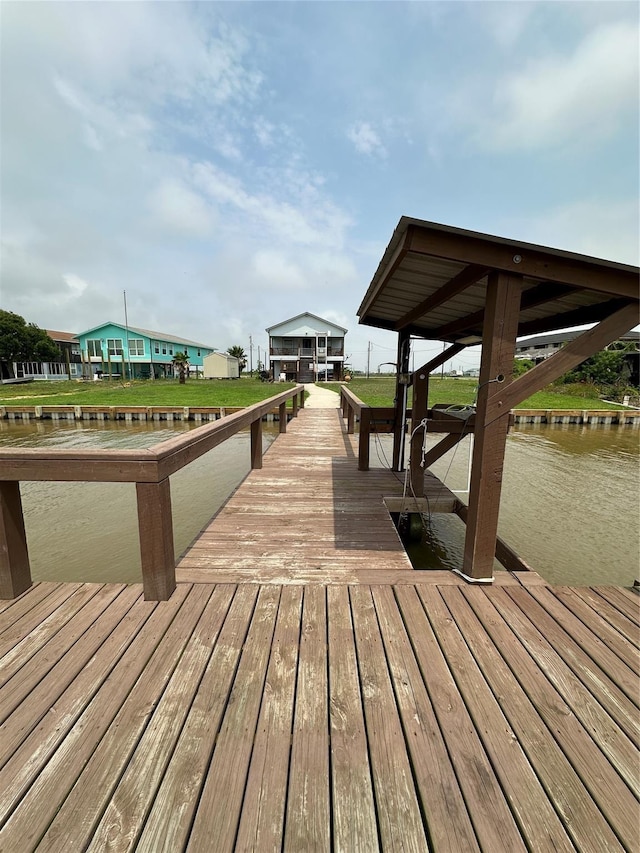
515 329 640 384
266 313 347 382
76 322 215 379
11 330 82 381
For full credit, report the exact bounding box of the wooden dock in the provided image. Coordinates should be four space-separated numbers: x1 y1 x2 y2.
1 407 638 850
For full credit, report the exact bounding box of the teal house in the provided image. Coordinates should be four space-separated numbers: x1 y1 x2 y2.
76 322 215 379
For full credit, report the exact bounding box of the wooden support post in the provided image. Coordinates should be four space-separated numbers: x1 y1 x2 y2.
358 408 371 471
251 417 263 469
0 481 32 599
347 405 355 435
279 402 287 434
136 479 175 601
341 392 347 419
392 329 411 471
299 389 305 409
292 395 299 418
462 271 522 581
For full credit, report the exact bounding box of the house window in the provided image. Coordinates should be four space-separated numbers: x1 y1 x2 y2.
86 339 102 357
169 346 173 355
128 338 145 356
154 341 160 354
318 337 326 348
162 343 167 355
71 344 80 355
107 339 123 357
197 349 201 357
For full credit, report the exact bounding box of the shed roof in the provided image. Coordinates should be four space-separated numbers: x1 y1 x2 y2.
357 217 639 343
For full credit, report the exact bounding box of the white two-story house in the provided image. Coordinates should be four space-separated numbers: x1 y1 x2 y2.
266 313 347 382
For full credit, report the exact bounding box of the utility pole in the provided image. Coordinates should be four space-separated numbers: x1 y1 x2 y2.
257 345 261 371
249 335 253 376
366 341 371 379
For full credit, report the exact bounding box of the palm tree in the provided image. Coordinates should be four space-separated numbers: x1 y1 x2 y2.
172 350 190 384
227 345 247 375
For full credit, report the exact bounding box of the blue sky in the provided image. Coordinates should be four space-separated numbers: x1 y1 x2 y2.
1 1 638 372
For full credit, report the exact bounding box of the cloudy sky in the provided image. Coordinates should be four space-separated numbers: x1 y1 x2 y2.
1 1 638 372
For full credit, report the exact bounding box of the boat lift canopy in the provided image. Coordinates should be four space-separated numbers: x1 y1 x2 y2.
357 217 639 581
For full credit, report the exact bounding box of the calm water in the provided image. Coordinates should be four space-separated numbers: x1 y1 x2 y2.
372 424 639 586
1 419 638 586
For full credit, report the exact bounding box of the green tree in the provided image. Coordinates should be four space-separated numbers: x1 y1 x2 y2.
172 350 190 384
562 350 629 388
227 345 247 375
513 358 535 377
0 310 60 379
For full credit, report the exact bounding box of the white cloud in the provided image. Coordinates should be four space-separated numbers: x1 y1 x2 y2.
485 21 638 150
149 179 216 239
347 122 387 158
62 274 89 297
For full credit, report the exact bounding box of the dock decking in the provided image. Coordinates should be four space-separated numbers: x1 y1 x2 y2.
0 405 638 851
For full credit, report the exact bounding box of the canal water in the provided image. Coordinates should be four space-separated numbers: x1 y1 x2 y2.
1 419 638 587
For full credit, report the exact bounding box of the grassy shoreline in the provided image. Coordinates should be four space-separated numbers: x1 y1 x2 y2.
0 376 628 410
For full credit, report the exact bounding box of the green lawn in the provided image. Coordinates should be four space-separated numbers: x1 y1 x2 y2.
326 377 625 410
0 375 625 410
0 377 299 407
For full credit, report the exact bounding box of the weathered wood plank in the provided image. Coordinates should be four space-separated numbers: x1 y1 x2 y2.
350 585 428 851
524 586 638 704
551 587 639 675
0 587 154 825
0 585 131 734
327 585 379 852
394 585 527 852
284 586 331 853
372 586 480 852
34 585 212 853
0 583 107 689
136 584 258 853
0 584 191 849
422 586 579 852
487 590 640 748
0 581 48 618
444 586 629 850
0 583 81 653
236 586 302 851
86 585 236 852
571 586 639 647
187 585 281 852
594 586 640 624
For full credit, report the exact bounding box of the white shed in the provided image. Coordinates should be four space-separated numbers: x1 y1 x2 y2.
203 352 240 379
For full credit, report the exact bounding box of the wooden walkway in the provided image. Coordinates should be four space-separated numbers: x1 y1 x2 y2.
177 408 417 584
0 406 638 850
0 579 637 851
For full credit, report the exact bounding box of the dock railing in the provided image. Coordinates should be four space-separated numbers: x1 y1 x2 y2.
0 385 305 601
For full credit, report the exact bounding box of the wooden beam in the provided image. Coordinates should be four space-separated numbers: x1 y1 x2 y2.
516 297 633 338
432 282 581 341
410 365 429 497
486 301 640 423
462 271 522 580
405 224 639 298
422 432 465 469
279 402 287 434
395 264 488 330
413 343 465 377
136 479 176 601
0 481 32 599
